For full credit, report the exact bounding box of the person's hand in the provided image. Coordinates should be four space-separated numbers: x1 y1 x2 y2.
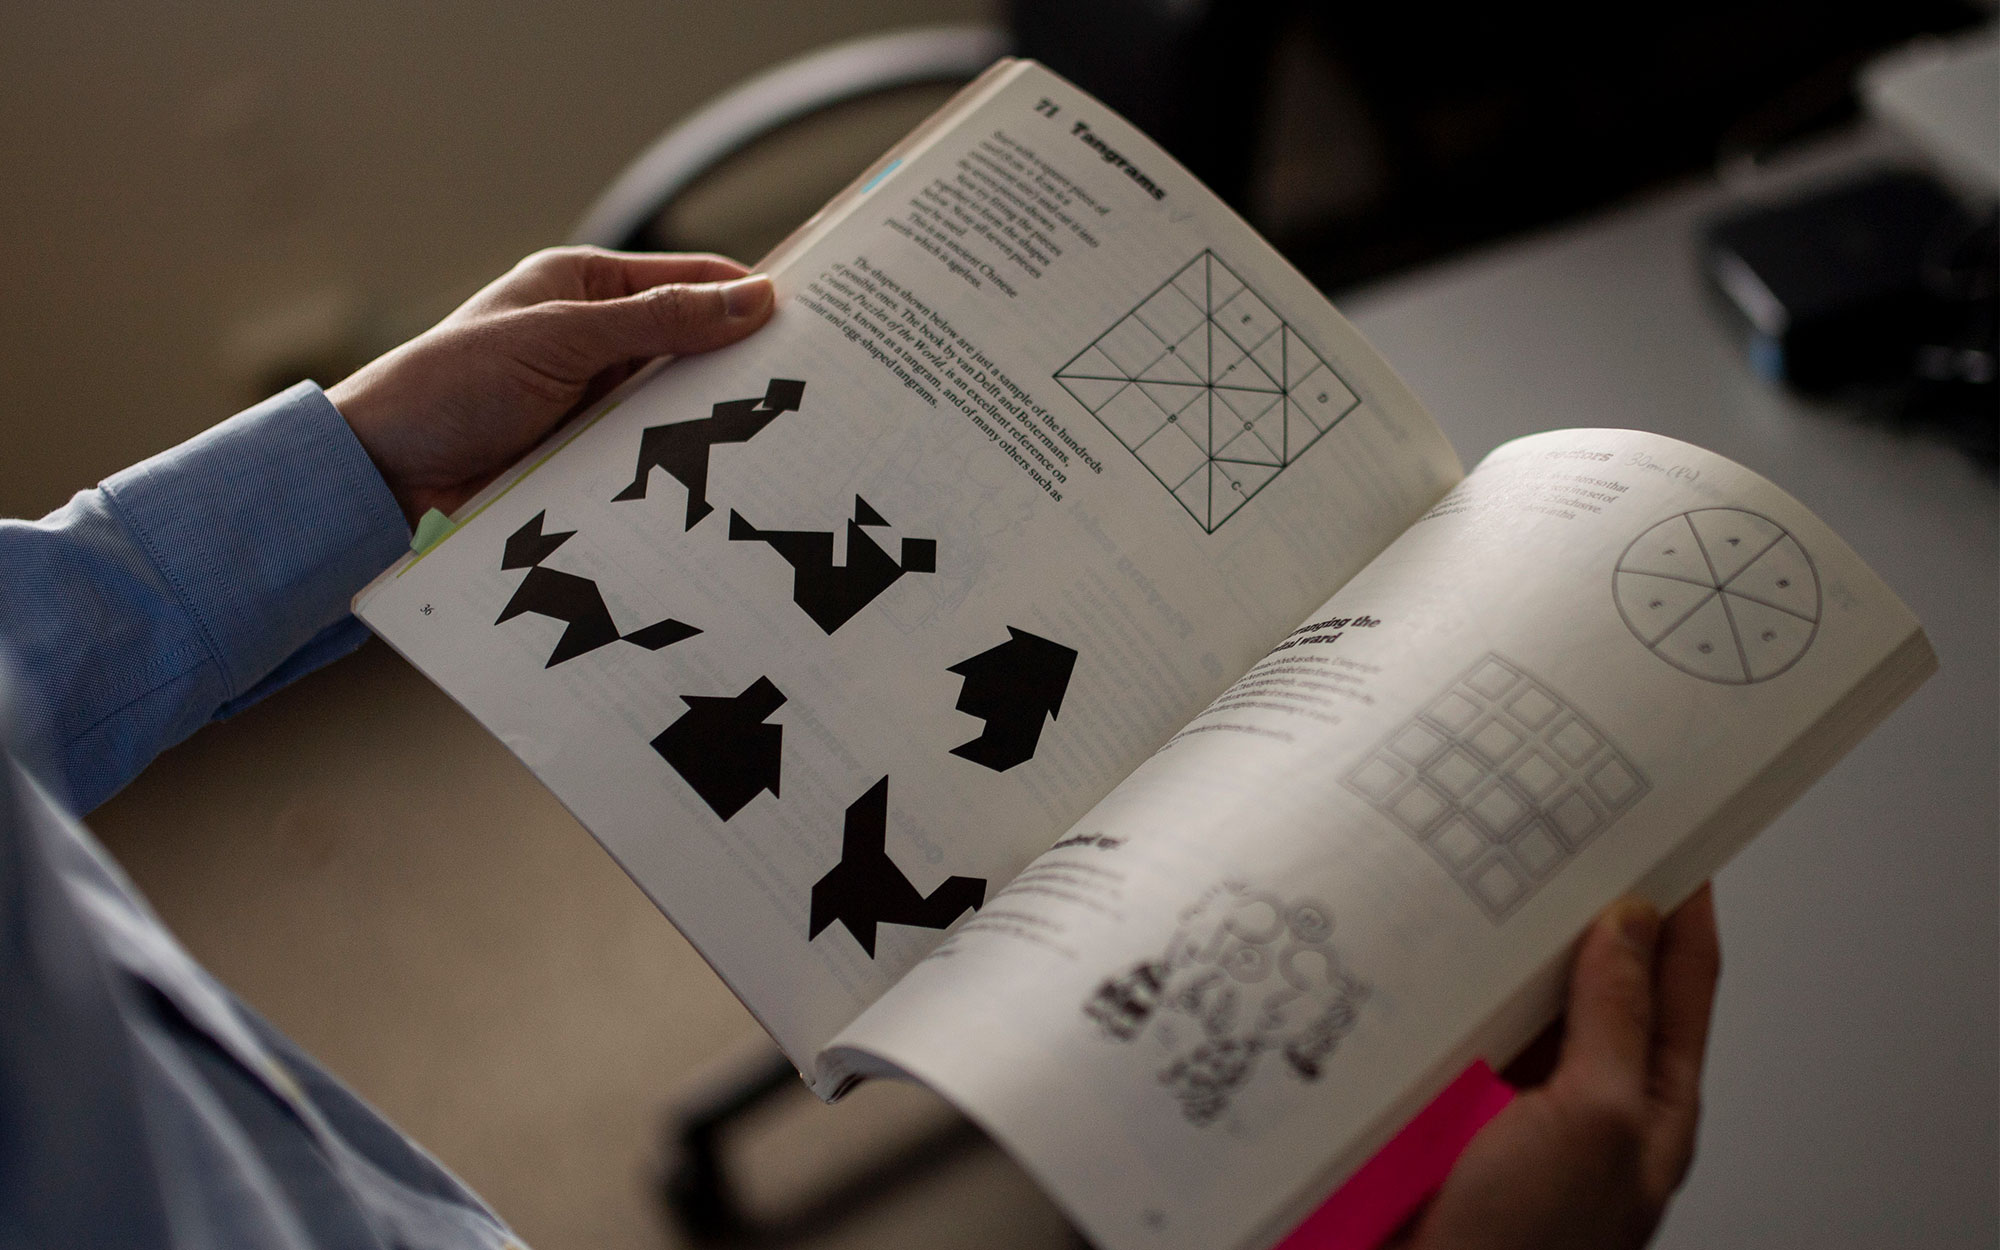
1390 885 1721 1250
329 246 775 524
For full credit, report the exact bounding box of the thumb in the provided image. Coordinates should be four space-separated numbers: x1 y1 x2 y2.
1555 897 1660 1109
518 274 776 380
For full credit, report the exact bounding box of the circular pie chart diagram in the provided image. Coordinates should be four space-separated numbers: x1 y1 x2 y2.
1614 508 1820 684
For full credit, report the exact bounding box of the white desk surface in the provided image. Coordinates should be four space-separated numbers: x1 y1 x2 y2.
1345 129 1998 1247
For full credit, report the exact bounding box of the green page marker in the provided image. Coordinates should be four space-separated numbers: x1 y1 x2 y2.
410 508 458 554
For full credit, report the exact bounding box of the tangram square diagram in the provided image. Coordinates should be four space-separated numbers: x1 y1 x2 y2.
1342 655 1650 921
1053 251 1360 532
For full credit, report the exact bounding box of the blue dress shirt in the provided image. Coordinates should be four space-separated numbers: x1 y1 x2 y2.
0 383 525 1249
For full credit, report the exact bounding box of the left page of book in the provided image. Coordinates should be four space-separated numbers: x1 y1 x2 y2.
353 59 1461 1085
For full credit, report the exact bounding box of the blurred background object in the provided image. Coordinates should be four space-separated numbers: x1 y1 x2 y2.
587 1 1998 290
1257 1 1991 288
1696 27 1997 465
6 0 1989 520
1701 167 1995 461
2 4 1993 1250
1864 28 2000 192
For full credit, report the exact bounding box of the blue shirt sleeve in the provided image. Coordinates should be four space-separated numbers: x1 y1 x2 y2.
0 387 521 1249
0 381 410 811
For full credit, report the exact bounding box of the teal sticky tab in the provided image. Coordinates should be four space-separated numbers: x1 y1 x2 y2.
410 508 457 554
861 158 902 193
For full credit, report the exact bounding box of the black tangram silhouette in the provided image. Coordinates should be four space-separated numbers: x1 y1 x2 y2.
948 627 1078 771
808 778 985 957
728 496 936 634
612 378 806 529
651 677 787 820
495 511 700 667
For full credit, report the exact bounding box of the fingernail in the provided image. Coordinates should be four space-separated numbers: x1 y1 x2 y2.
1615 899 1661 954
720 274 772 318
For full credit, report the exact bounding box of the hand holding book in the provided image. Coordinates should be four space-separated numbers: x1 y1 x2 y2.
1388 887 1720 1250
331 247 773 524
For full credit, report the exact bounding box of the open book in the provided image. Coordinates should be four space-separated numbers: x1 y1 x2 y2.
354 59 1935 1250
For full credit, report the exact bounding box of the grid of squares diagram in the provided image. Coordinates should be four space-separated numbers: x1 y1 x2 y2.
1053 251 1360 532
1343 655 1649 921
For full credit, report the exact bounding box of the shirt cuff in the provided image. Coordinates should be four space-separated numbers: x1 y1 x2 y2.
100 381 410 703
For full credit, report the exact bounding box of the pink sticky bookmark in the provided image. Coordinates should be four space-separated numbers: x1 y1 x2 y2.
1275 1060 1516 1250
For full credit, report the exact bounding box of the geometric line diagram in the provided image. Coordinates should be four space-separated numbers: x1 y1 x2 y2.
1053 250 1360 532
1341 654 1650 922
1615 508 1821 684
495 510 701 667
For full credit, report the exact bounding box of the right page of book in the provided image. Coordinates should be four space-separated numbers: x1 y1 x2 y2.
828 427 1931 1250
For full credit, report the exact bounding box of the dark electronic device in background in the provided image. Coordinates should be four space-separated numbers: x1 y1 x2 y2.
1702 170 1997 464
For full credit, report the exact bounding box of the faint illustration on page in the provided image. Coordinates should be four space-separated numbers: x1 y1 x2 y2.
1085 883 1368 1126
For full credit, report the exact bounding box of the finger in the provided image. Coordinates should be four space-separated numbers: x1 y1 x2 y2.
1500 1016 1565 1090
1650 885 1720 1107
1644 884 1721 1188
513 275 776 381
472 247 754 312
1554 897 1661 1110
554 248 753 301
